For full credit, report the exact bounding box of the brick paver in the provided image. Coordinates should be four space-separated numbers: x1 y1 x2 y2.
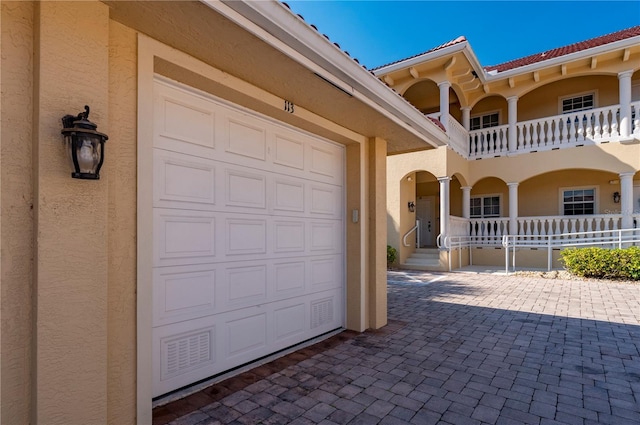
155 270 640 425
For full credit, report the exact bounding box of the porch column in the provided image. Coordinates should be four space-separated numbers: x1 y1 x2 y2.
461 107 471 131
461 186 472 219
438 176 451 243
507 182 519 235
507 96 518 153
438 81 451 132
618 71 633 138
620 171 634 229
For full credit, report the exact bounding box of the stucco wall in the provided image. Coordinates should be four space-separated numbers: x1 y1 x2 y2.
107 19 138 424
1 2 34 424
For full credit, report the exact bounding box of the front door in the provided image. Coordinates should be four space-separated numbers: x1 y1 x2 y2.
416 196 435 247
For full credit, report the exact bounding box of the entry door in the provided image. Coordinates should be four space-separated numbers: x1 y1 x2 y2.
416 196 435 247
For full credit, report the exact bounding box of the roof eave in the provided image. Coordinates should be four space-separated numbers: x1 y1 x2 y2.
484 35 640 80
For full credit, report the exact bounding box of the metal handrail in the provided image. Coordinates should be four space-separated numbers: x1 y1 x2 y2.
502 228 640 273
403 219 420 247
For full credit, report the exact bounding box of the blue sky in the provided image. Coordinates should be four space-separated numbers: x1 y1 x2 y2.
285 1 640 70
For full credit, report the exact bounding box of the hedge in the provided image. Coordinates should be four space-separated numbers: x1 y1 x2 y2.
560 246 640 280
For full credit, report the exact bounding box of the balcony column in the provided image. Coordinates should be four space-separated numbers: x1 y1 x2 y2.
461 186 472 219
438 81 451 132
507 182 519 235
461 107 471 131
620 172 634 229
618 71 633 138
438 176 451 243
507 96 518 153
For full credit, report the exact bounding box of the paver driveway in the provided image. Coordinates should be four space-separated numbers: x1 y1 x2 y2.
154 270 640 425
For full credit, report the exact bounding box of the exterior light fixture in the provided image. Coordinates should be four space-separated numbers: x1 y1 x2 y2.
408 201 415 212
61 105 108 179
613 192 621 203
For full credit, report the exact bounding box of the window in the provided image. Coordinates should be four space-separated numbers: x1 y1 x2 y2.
562 188 595 215
470 195 501 218
560 92 595 114
470 112 499 130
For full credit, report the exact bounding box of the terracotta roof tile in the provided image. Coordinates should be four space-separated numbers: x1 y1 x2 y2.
485 25 640 73
371 36 467 71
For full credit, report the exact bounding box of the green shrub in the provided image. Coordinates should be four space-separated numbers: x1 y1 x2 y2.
387 245 398 267
560 246 640 280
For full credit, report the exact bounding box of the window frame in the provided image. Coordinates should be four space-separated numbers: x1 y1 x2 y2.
558 186 598 216
469 110 501 131
558 91 598 115
470 193 502 218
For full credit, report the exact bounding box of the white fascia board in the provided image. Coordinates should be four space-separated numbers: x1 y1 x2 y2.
484 36 640 81
201 0 448 147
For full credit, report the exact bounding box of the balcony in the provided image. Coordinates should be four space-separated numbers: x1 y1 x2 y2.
432 101 640 160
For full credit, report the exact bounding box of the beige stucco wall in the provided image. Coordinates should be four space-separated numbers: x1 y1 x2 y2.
107 19 138 424
1 2 34 424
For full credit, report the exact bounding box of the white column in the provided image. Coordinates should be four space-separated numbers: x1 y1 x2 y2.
620 172 634 229
461 107 471 131
461 186 472 219
438 176 451 243
618 71 633 138
507 96 518 153
438 81 451 132
507 182 519 235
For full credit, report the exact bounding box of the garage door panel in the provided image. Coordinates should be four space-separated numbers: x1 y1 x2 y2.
153 266 217 327
152 78 344 398
225 168 267 209
226 118 267 161
154 209 217 266
154 150 216 209
154 83 218 157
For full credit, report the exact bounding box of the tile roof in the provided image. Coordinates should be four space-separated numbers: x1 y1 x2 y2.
485 25 640 73
371 36 467 71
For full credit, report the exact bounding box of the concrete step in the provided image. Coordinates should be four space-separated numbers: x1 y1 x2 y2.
398 263 444 272
410 252 440 260
405 258 440 265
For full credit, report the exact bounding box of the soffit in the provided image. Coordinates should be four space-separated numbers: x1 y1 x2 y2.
103 1 444 154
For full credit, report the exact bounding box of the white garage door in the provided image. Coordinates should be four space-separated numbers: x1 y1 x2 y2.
151 77 345 397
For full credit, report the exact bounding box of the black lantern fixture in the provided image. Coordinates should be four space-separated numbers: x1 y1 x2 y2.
613 191 621 203
61 105 108 179
408 201 415 212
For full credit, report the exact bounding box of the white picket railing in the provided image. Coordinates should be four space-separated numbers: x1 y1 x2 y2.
449 216 470 237
516 214 622 240
633 101 640 136
468 217 509 244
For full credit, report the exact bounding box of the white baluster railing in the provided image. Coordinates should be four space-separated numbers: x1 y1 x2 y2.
516 215 622 243
515 105 622 153
468 217 509 244
469 125 508 158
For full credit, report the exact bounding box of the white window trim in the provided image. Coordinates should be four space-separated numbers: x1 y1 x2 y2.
558 186 599 216
558 90 598 115
470 193 503 218
469 110 501 130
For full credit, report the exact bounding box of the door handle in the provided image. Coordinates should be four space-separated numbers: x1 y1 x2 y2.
428 221 431 232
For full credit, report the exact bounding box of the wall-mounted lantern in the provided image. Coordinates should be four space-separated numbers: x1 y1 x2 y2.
61 105 108 179
613 191 621 203
408 201 415 212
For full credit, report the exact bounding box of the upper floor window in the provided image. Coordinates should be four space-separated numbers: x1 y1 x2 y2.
562 188 595 215
560 92 595 114
470 112 499 130
470 195 501 218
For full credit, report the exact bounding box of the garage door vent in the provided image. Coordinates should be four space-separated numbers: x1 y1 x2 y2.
311 298 333 329
163 330 213 378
